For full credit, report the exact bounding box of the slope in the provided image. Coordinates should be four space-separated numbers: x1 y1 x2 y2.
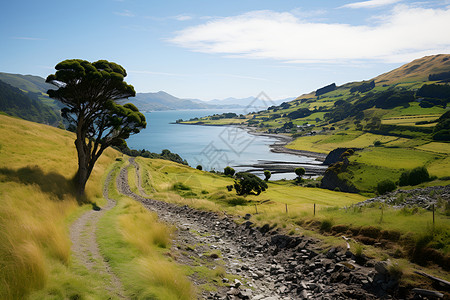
0 79 61 125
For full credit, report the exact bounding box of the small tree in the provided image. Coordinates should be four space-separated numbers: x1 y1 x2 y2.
234 172 268 196
294 167 306 181
377 179 396 195
47 59 146 195
196 165 203 170
224 166 235 176
399 166 430 186
264 170 271 181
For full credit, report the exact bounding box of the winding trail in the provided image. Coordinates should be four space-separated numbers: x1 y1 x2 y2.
118 158 381 300
69 169 127 299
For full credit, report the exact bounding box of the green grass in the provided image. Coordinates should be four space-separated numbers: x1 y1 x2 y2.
0 114 119 299
351 147 444 170
97 162 196 300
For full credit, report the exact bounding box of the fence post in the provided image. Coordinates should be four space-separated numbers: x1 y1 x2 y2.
285 203 288 214
432 204 435 228
314 203 316 216
255 204 258 214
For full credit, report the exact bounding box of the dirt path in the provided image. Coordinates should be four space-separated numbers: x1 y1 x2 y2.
118 158 387 300
69 169 127 299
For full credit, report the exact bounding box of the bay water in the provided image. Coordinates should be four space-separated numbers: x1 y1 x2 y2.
126 109 322 180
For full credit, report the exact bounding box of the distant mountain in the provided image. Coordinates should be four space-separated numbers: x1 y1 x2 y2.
0 79 61 125
207 96 291 108
129 91 243 111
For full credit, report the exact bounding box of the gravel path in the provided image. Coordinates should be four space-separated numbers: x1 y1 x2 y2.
118 158 391 300
69 169 127 299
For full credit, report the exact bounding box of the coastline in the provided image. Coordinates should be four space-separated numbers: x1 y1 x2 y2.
237 125 327 162
176 122 329 176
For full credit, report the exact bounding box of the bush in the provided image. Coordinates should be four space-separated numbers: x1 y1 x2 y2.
224 166 235 176
294 167 306 178
196 165 202 170
377 179 396 195
264 170 271 181
398 166 431 186
320 219 334 232
173 182 190 191
234 172 268 196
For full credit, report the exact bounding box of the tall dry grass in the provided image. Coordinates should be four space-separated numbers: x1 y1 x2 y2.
0 115 119 299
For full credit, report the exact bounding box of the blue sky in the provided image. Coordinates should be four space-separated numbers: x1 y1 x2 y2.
1 0 449 100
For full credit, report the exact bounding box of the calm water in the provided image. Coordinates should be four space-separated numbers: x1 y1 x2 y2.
126 109 322 179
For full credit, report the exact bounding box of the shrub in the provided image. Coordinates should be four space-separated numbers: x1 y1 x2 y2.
234 172 268 196
172 182 190 191
377 179 396 195
294 167 306 178
373 140 382 146
398 166 431 186
264 170 271 181
196 165 202 170
320 219 334 232
224 166 235 176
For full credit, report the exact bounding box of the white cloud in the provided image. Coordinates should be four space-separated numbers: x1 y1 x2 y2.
172 14 193 21
169 6 450 64
341 0 402 9
114 10 134 17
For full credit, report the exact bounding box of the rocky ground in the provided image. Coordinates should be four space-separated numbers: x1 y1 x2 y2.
354 185 450 209
117 158 406 299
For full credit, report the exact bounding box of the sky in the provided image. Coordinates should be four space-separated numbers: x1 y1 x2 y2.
1 0 449 100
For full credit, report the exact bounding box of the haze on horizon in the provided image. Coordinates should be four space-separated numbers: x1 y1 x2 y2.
1 0 449 100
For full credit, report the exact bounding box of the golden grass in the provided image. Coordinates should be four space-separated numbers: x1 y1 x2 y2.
98 168 196 300
0 114 120 299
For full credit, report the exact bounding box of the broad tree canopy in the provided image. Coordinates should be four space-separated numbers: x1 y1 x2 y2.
47 59 146 195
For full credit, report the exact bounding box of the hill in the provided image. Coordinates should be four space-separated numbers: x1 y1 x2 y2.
0 72 53 94
130 91 213 111
0 79 61 125
131 91 243 111
180 54 450 194
374 54 450 84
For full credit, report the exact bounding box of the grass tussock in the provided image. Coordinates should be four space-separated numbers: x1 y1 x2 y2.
0 114 119 299
98 166 195 300
118 201 173 251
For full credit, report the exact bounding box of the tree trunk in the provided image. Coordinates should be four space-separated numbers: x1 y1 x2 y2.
75 137 89 196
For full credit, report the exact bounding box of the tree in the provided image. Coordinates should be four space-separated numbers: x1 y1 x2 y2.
234 172 268 196
294 167 306 180
224 166 235 176
46 59 146 196
264 170 271 181
196 165 203 170
377 179 396 195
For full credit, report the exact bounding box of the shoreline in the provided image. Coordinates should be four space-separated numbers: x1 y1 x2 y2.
237 125 327 162
176 122 329 175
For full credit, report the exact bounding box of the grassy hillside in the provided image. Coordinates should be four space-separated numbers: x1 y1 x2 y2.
131 157 449 280
0 114 117 299
180 54 450 193
0 80 61 125
0 72 53 94
0 115 196 299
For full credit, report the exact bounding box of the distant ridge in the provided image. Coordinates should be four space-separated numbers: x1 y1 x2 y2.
374 54 450 84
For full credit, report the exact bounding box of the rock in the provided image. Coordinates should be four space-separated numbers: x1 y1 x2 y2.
234 279 242 288
243 213 252 220
374 261 389 275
